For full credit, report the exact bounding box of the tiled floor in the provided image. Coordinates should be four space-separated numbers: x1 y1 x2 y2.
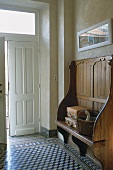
0 133 102 170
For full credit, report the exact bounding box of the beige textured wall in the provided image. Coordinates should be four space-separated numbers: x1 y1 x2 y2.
58 0 64 104
39 6 50 129
64 0 75 94
39 0 58 130
39 0 75 130
75 0 113 60
57 0 75 140
57 0 75 98
49 0 58 129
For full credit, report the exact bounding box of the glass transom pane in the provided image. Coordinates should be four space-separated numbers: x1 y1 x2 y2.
0 9 35 35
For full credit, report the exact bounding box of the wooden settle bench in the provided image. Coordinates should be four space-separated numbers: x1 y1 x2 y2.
56 55 113 170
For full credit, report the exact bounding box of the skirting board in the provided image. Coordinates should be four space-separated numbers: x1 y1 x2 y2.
41 126 57 137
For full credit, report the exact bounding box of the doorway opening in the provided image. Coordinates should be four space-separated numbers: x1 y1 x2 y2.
0 8 36 140
1 9 39 144
0 0 49 145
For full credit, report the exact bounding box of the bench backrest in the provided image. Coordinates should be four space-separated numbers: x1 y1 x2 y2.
76 56 111 111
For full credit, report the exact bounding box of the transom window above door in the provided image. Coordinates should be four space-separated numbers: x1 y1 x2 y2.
0 9 35 35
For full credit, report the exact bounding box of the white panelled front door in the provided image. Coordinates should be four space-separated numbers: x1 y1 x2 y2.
0 37 6 143
8 41 39 136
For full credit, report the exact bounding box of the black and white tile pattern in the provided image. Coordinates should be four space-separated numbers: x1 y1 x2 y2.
0 134 102 170
65 144 102 170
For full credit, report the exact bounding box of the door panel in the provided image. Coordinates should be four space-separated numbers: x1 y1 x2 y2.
15 48 23 94
0 37 6 143
25 49 34 94
8 41 39 136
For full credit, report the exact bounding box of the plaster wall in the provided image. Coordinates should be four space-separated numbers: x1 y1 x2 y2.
49 0 58 129
57 0 75 140
58 0 64 104
39 6 50 129
57 0 75 99
64 0 75 94
38 0 58 130
75 0 113 60
39 0 75 130
38 0 74 131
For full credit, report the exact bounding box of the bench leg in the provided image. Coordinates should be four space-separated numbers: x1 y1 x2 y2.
72 136 87 156
57 127 69 143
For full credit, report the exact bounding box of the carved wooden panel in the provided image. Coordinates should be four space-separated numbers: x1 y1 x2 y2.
76 56 111 111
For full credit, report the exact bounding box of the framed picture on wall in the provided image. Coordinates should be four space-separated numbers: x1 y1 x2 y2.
77 19 112 52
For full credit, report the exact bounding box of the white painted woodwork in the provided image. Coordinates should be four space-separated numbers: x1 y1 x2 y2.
8 41 39 136
0 37 6 143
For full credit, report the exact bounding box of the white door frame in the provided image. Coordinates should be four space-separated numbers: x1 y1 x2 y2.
0 5 40 139
0 37 6 143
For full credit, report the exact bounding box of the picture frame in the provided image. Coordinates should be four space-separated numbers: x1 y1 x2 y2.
77 19 112 52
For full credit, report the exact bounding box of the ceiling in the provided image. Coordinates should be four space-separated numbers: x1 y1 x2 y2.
0 0 48 10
